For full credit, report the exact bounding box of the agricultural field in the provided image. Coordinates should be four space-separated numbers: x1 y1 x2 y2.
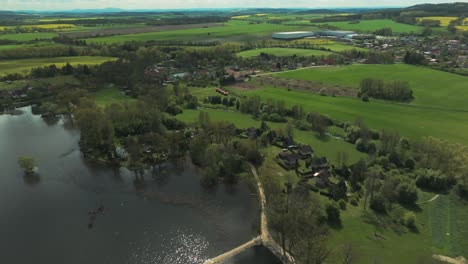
0 75 79 91
237 48 333 58
276 64 468 111
0 42 60 51
82 20 313 44
0 32 58 41
416 16 457 26
0 24 76 31
0 56 115 76
313 19 424 33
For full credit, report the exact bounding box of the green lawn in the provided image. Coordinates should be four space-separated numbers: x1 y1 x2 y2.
313 19 423 33
0 32 58 41
276 64 468 112
83 20 313 44
0 56 116 76
93 87 136 107
176 108 365 165
237 48 333 58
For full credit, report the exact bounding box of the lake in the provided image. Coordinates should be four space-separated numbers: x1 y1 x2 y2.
0 107 280 264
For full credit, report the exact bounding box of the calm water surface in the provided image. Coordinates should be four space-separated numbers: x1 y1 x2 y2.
0 107 279 264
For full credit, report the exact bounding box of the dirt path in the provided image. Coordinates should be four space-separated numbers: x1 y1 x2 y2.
433 254 467 264
203 165 295 264
422 194 440 204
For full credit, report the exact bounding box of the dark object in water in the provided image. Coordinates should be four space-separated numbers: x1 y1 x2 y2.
88 222 93 229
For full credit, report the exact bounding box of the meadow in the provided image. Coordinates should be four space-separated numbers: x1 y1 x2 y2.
276 64 468 111
93 87 136 107
240 86 468 145
237 47 333 58
82 20 312 44
327 191 468 264
0 56 116 76
0 32 58 41
313 19 424 33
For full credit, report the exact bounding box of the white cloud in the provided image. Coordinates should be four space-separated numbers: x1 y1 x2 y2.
2 0 466 11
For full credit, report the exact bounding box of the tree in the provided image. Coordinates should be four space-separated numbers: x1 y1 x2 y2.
18 156 37 175
364 165 383 210
396 183 418 205
326 202 341 224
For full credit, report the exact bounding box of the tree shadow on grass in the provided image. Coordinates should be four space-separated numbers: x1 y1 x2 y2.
315 134 331 142
328 219 343 230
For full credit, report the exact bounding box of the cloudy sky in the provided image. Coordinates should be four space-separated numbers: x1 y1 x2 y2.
3 0 463 11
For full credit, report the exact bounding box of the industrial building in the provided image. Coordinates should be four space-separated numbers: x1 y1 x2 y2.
272 31 316 40
272 30 357 40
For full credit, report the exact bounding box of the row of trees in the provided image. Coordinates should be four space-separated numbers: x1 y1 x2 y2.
359 78 414 101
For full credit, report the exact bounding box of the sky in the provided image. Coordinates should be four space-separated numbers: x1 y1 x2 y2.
2 0 465 11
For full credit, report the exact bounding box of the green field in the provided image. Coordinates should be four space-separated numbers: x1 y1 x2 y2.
0 75 79 91
0 32 58 41
93 87 136 107
313 19 423 33
240 86 468 145
277 64 468 111
327 191 468 264
83 20 312 44
237 48 333 58
0 56 115 76
176 108 366 165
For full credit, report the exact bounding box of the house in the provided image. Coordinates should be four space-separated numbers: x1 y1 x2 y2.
297 145 313 158
313 170 330 188
277 151 299 170
243 127 258 139
307 156 329 172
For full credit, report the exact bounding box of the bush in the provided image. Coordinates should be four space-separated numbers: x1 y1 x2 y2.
370 194 387 213
319 87 328 96
415 169 452 192
396 183 418 205
268 113 287 123
403 212 416 229
362 94 369 102
338 199 347 210
350 197 359 206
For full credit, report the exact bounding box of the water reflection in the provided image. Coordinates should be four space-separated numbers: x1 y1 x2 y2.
0 106 261 264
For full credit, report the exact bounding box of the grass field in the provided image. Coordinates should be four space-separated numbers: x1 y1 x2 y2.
0 42 61 51
237 48 333 58
327 191 468 264
176 108 366 165
313 19 423 33
290 39 368 52
240 86 468 145
416 16 457 26
0 56 115 76
0 32 58 41
0 75 79 91
82 20 312 44
276 64 468 112
93 87 136 107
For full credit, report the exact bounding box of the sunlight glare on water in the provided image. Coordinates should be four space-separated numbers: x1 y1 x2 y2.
129 228 210 264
